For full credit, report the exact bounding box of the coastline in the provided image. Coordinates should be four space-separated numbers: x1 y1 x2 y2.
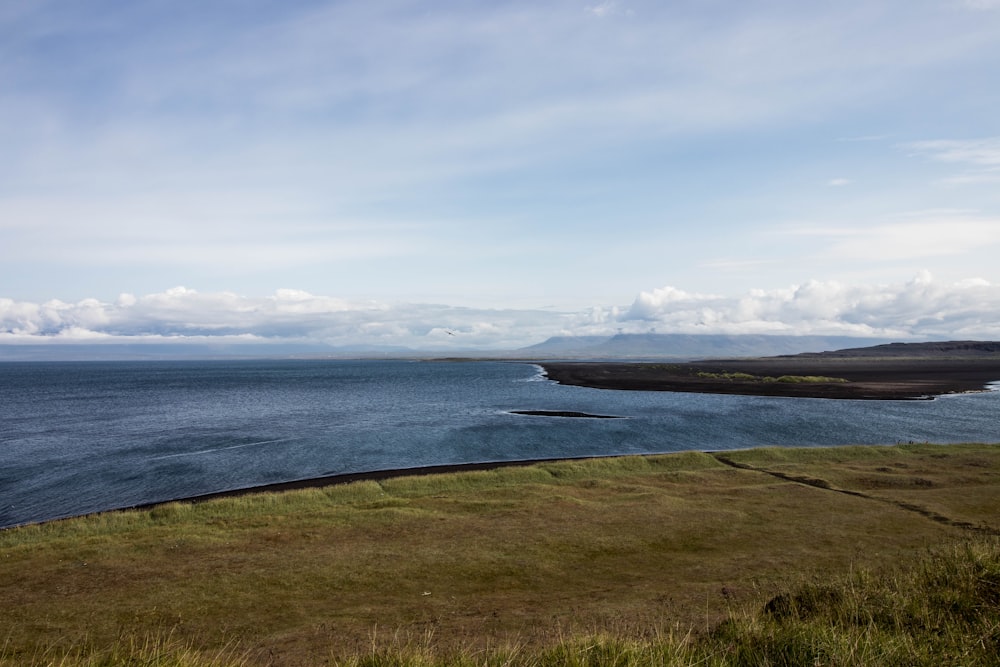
15 346 1000 529
122 456 585 514
539 357 1000 400
38 355 1000 525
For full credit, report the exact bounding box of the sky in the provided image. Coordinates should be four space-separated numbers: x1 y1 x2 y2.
2 0 1000 351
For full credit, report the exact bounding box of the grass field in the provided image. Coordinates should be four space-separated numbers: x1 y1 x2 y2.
1 444 998 665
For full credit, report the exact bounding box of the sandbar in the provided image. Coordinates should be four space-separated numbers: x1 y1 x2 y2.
541 353 1000 400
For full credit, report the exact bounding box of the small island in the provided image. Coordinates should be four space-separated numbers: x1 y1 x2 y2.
540 341 1000 400
509 409 622 418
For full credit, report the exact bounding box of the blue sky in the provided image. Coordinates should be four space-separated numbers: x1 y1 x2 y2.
2 0 1000 349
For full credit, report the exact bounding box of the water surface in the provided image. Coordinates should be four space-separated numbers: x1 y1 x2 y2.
2 359 998 528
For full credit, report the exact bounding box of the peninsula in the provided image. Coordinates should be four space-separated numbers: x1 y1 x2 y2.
540 341 1000 400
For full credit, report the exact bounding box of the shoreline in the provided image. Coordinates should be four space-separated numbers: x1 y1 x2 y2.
115 456 596 516
4 457 617 530
539 357 1000 400
27 438 959 527
14 444 858 528
6 458 589 531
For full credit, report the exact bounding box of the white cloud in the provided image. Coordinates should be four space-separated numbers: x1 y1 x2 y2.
0 288 582 350
623 273 1000 338
904 138 1000 166
903 137 1000 186
827 178 851 186
586 2 632 18
0 193 429 269
836 135 889 142
626 286 723 321
939 171 1000 185
5 276 1000 351
791 215 1000 262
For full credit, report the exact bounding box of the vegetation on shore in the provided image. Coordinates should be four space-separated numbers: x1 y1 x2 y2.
7 535 999 666
2 444 998 666
696 371 850 384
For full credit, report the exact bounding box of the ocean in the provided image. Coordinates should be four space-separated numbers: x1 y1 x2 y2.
2 359 999 528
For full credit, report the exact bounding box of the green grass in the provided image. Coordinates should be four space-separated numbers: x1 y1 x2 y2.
0 633 251 667
719 443 1000 533
772 374 849 384
5 537 998 666
695 371 849 384
697 371 759 381
2 445 998 665
704 537 1000 666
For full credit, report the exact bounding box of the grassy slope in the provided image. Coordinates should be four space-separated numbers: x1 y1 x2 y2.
1 444 998 665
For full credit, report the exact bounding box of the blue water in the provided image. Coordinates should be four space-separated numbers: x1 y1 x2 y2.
2 359 999 528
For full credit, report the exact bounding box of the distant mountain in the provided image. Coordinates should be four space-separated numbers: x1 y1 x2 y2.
5 334 961 363
512 336 613 356
791 340 1000 359
516 333 897 360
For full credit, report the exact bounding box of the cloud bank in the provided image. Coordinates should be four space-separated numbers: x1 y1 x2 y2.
0 287 579 351
3 274 1000 352
624 273 1000 339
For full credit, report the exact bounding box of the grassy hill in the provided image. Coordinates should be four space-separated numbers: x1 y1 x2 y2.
1 444 998 666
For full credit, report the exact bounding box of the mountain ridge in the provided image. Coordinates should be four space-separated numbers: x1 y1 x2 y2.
516 333 898 359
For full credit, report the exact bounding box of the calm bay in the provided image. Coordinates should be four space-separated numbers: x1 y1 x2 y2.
2 359 999 528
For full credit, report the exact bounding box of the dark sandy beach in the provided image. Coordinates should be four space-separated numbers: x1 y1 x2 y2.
541 343 1000 400
132 458 573 511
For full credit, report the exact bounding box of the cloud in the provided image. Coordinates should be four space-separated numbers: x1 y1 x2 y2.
939 171 1000 185
827 178 851 186
836 135 889 142
586 2 633 18
623 273 1000 338
0 191 434 272
0 288 581 350
904 138 1000 166
903 137 1000 185
790 214 1000 261
4 275 1000 351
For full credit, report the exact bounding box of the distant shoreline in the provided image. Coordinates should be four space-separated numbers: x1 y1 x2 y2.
539 355 1000 400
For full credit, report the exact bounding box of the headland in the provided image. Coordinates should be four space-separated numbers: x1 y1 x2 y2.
540 340 1000 399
